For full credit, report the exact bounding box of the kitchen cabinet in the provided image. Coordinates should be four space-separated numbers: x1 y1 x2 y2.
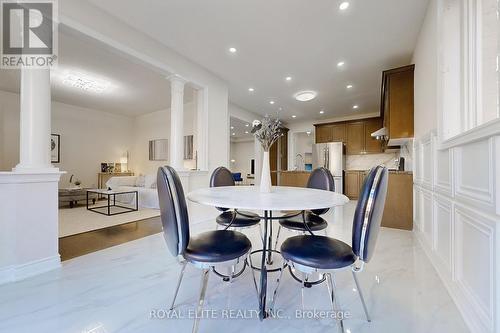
315 118 383 155
381 172 413 230
364 118 384 153
279 171 310 187
315 123 346 143
345 170 364 199
346 122 364 155
381 65 414 145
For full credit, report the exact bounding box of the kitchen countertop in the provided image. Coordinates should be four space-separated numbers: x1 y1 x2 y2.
346 169 413 175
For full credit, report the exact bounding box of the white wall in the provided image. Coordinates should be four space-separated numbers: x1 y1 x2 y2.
230 140 254 177
412 0 438 138
0 90 134 188
131 102 196 176
412 1 500 332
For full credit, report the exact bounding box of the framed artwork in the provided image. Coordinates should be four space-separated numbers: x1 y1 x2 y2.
149 139 169 161
51 134 60 163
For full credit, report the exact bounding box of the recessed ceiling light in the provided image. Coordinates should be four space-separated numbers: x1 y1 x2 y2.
245 131 249 134
228 47 237 53
248 87 255 92
294 90 317 102
319 110 325 114
285 76 292 81
353 105 359 109
245 123 249 127
346 84 353 89
292 115 297 118
269 100 275 105
337 61 345 67
231 126 234 129
339 2 350 10
232 132 236 136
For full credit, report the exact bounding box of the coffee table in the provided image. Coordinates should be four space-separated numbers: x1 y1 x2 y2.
86 189 138 216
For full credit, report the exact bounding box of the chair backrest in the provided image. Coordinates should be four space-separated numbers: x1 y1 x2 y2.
210 166 235 211
351 166 389 263
307 167 335 215
157 166 190 257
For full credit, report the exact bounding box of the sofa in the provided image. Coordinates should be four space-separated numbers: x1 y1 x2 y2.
106 175 159 209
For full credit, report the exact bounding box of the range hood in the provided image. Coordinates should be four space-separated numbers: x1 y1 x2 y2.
371 127 387 141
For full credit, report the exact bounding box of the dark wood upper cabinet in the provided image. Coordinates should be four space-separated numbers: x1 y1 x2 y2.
346 122 364 154
364 118 383 153
315 123 346 143
381 65 414 144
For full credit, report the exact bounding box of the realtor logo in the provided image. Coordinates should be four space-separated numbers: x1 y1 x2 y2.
1 0 58 68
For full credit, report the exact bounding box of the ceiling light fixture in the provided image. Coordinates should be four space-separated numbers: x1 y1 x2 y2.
245 131 249 134
339 2 350 10
248 87 255 92
319 110 325 114
285 76 292 81
346 84 353 89
231 126 234 129
269 100 275 105
62 71 110 93
337 61 345 67
232 132 236 136
245 124 249 127
294 90 317 102
228 47 237 53
292 115 297 118
353 105 359 109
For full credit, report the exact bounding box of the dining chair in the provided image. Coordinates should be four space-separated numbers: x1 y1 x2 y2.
274 167 335 249
210 167 261 231
157 166 258 333
270 166 389 332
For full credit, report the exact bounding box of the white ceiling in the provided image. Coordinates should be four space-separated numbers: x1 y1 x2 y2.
86 0 429 122
0 29 194 116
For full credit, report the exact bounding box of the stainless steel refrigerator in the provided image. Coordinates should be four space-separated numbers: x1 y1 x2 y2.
312 142 345 194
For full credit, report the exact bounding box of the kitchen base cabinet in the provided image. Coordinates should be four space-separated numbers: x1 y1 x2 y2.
381 172 413 230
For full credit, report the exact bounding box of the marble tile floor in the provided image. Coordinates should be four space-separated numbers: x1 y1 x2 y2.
0 202 469 333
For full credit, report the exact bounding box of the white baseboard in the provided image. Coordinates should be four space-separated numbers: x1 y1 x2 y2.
0 255 61 285
415 231 489 333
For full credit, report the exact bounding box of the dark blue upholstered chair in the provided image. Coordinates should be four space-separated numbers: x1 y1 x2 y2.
157 166 258 333
274 167 335 249
271 166 389 331
232 172 243 183
210 167 261 230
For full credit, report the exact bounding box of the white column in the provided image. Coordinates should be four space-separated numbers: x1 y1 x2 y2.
14 68 54 172
168 75 187 170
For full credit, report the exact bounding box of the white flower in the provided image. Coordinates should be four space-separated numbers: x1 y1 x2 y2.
252 120 261 127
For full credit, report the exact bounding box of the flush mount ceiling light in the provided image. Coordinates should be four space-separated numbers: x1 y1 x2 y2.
339 2 350 10
294 90 317 102
228 47 237 53
248 87 255 92
62 71 110 93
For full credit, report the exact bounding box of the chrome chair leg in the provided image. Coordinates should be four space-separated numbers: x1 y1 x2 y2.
247 255 259 301
273 226 282 251
270 259 287 311
170 261 187 310
192 269 210 333
352 270 371 322
301 273 308 310
326 273 345 333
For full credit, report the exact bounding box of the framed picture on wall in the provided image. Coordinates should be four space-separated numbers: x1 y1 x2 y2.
51 134 60 163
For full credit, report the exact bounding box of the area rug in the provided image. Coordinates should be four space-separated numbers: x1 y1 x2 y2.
59 205 161 237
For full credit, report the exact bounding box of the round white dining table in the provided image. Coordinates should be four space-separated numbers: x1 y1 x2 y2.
187 185 349 320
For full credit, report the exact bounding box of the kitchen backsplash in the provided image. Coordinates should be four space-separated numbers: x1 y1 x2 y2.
346 152 399 170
